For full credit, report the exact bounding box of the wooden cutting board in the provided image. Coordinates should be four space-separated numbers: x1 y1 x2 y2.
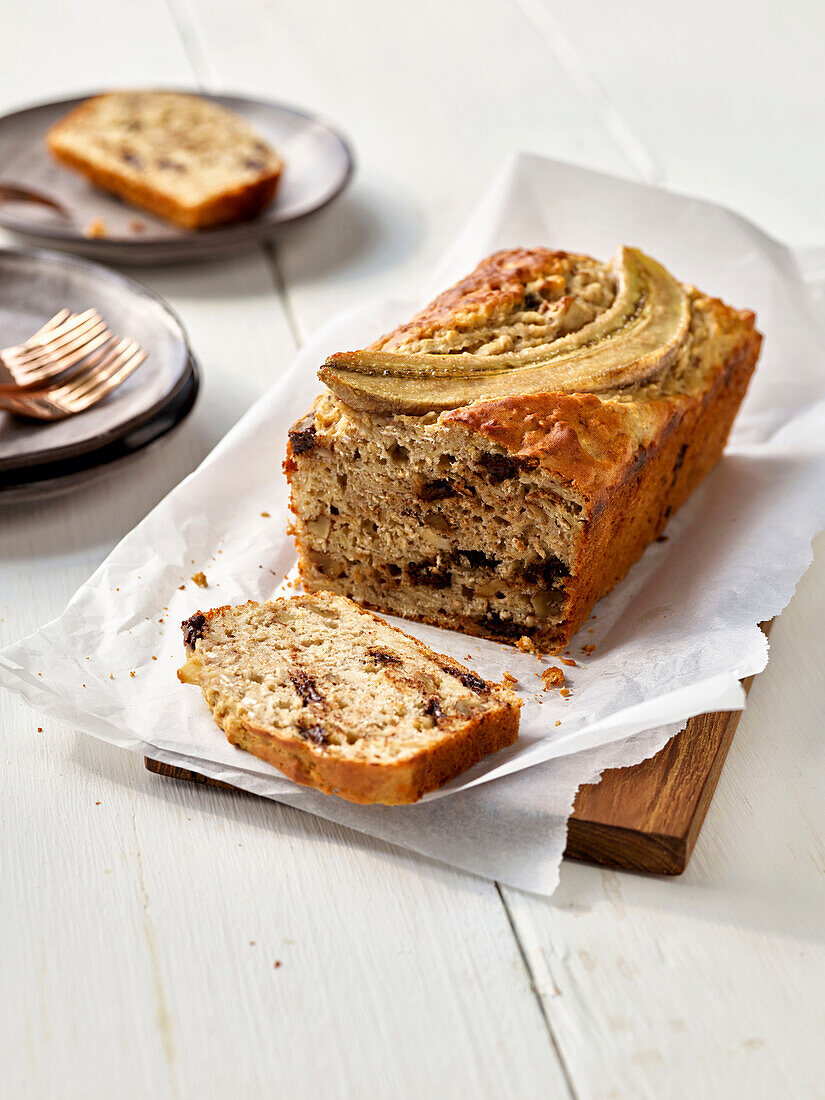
145 623 769 876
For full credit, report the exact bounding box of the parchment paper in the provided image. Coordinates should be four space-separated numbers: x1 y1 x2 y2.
3 153 825 895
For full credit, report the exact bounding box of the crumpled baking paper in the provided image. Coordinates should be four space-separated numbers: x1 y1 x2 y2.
3 153 825 895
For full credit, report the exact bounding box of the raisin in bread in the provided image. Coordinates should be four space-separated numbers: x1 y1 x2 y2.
47 91 282 229
177 592 520 804
285 247 762 653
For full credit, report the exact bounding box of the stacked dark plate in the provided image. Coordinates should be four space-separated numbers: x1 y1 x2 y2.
0 248 199 503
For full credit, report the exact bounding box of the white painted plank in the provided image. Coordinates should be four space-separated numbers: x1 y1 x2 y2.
170 0 639 337
501 533 825 1098
539 0 825 246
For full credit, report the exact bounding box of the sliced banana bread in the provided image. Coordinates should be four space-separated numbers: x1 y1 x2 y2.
47 91 282 228
178 592 520 804
285 246 761 652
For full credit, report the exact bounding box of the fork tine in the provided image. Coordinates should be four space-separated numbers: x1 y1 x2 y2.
9 330 111 387
5 309 99 358
48 337 132 399
26 308 100 348
9 316 107 369
28 308 73 341
64 346 146 411
20 331 116 388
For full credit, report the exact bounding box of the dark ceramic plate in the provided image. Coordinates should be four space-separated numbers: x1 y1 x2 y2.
0 247 192 474
0 356 199 503
0 91 354 264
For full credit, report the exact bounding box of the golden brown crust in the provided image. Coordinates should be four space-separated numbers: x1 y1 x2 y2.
47 95 281 229
444 392 641 502
371 248 592 351
556 329 762 645
222 703 519 804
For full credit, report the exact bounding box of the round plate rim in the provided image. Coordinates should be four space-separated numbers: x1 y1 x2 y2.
0 244 193 471
0 88 356 253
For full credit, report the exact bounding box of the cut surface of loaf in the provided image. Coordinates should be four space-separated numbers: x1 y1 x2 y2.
177 592 520 804
47 91 282 228
285 247 762 652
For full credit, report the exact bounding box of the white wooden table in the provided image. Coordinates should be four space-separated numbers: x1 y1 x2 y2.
3 2 824 1096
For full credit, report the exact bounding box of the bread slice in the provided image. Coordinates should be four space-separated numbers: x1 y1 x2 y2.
47 91 282 229
177 592 520 804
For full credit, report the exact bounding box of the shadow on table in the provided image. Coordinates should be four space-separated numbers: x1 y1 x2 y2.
273 183 424 290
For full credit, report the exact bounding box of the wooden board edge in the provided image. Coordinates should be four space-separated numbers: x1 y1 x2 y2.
144 624 772 876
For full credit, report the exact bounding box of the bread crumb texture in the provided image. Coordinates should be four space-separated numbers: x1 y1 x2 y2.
178 592 520 804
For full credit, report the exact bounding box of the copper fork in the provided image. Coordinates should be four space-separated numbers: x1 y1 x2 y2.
0 309 111 390
0 337 146 420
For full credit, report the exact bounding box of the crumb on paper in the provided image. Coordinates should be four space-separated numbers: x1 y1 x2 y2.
178 584 185 590
516 635 537 653
130 670 136 678
588 628 595 634
109 674 114 680
500 671 518 687
152 656 157 661
560 687 571 698
554 720 561 727
191 571 208 588
95 801 101 805
582 644 596 656
37 727 42 733
657 535 669 543
83 217 107 239
273 960 282 969
130 219 145 233
540 666 565 689
559 657 577 667
261 511 271 518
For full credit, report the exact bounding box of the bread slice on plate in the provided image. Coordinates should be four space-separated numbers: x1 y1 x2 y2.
47 90 282 229
178 592 521 804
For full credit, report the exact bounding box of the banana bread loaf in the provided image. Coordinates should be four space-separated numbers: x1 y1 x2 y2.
178 592 520 804
285 247 762 653
47 91 282 228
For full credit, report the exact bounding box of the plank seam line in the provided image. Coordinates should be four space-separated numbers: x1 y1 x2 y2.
263 242 304 349
165 0 216 89
164 0 302 349
495 883 579 1100
509 0 664 185
131 811 180 1100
